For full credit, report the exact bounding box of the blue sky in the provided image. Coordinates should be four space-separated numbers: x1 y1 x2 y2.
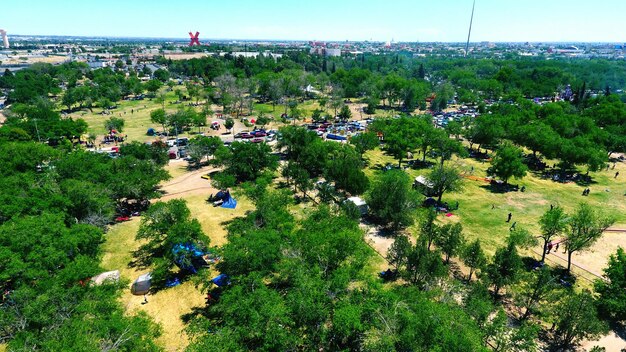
3 0 626 42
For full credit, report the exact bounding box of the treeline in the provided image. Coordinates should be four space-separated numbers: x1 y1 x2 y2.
0 139 170 350
184 189 488 351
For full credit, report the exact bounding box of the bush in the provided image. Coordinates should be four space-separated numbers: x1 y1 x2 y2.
212 172 237 189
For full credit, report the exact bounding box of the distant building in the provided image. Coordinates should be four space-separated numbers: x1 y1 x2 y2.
219 51 282 59
325 48 341 57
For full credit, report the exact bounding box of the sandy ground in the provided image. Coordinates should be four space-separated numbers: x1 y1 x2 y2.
163 53 212 61
158 163 216 200
582 332 626 352
1 54 69 66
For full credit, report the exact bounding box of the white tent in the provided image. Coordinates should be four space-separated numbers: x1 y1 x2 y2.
91 270 120 286
346 196 368 216
131 272 152 295
414 175 434 189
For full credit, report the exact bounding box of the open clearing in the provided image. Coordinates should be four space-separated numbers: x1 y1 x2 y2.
100 163 253 351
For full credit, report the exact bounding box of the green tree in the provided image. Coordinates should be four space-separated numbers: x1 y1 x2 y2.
550 291 608 350
150 108 167 133
427 164 464 203
419 208 438 250
564 203 614 273
538 206 568 263
215 141 278 183
464 283 495 330
120 140 169 166
487 142 528 185
98 97 111 112
350 132 379 158
366 170 419 230
485 309 540 352
403 239 447 288
485 240 522 298
461 239 487 281
595 247 626 322
135 199 209 284
382 117 421 167
387 235 411 271
145 79 163 96
104 116 125 132
324 144 369 195
224 117 235 133
338 104 352 121
514 266 559 320
435 222 465 263
186 135 223 167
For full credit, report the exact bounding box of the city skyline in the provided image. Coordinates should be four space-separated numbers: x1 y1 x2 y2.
3 0 626 43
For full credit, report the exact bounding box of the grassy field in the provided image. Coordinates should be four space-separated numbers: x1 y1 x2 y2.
363 147 626 285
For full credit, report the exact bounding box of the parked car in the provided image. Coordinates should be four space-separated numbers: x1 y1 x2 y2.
234 131 253 139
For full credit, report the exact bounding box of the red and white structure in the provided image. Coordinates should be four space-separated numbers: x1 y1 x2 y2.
189 31 200 46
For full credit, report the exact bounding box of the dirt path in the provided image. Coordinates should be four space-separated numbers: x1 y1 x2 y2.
158 165 219 201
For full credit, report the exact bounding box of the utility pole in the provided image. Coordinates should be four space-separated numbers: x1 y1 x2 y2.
465 0 476 57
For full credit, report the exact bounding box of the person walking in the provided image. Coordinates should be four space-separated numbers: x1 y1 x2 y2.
506 213 512 223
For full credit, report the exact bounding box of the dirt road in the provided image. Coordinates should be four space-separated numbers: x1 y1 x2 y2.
158 165 218 201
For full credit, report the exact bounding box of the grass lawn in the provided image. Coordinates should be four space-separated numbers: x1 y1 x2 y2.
363 147 626 275
68 86 209 144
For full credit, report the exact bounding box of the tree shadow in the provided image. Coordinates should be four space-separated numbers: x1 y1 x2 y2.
180 306 209 325
275 181 291 190
609 322 626 342
467 149 491 161
447 260 466 282
374 162 401 172
406 159 435 170
479 183 520 194
128 247 153 270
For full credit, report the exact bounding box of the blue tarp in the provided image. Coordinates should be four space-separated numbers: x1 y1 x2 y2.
221 195 237 209
326 133 348 141
211 274 231 287
172 243 206 274
165 277 181 287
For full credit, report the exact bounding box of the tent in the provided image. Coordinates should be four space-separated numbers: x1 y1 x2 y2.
414 175 434 188
211 274 231 287
171 243 206 274
211 190 237 209
91 270 120 286
221 193 237 209
345 196 368 215
131 273 152 295
146 128 156 136
414 175 436 196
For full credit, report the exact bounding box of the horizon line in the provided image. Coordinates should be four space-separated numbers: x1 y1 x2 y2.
5 34 626 45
